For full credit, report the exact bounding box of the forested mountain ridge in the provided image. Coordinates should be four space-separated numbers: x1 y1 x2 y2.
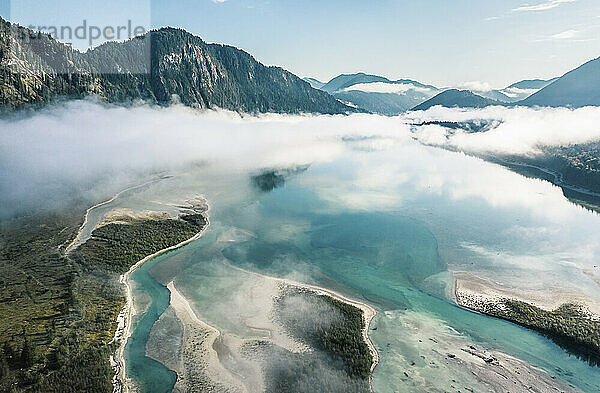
0 18 354 114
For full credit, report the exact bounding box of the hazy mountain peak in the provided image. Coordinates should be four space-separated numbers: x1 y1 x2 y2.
519 56 600 108
303 77 325 89
412 89 503 111
316 73 440 115
507 78 558 90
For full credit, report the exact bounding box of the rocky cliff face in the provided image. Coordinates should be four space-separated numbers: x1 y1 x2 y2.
0 19 353 114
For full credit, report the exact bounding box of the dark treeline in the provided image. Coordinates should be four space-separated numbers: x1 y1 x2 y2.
75 214 205 272
474 299 600 367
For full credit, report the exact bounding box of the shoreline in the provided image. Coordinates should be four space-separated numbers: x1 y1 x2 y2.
102 198 377 391
165 281 251 393
219 260 380 378
452 270 600 316
278 278 380 375
109 204 211 393
165 268 379 393
63 177 166 255
452 271 600 372
493 156 600 199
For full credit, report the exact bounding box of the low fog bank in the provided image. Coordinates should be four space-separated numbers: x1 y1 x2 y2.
408 106 600 155
0 99 405 219
3 100 600 219
258 289 370 393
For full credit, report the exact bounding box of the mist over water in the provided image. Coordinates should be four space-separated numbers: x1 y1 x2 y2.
3 100 600 219
0 99 405 218
408 105 600 155
117 154 600 392
3 101 600 391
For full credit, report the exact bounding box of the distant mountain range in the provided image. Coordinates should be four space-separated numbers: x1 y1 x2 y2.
464 78 557 103
410 57 600 111
520 56 600 108
412 89 503 111
2 15 598 115
501 78 558 101
303 72 568 114
306 73 440 115
0 18 354 114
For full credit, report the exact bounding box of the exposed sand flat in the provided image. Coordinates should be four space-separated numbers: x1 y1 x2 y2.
208 226 379 371
584 269 600 291
453 271 600 317
168 281 248 393
64 178 164 255
468 350 580 393
216 259 380 376
234 278 311 354
166 260 379 393
374 309 580 393
99 209 173 226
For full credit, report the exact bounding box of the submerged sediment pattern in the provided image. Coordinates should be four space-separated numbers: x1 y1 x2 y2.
168 283 245 393
371 309 581 393
56 139 600 392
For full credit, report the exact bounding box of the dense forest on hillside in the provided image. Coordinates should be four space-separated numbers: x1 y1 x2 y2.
0 17 353 114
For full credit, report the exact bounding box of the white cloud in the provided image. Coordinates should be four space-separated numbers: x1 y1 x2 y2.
343 82 433 95
409 105 600 155
512 0 576 12
0 100 407 217
500 87 540 98
4 100 600 313
458 81 495 92
550 29 579 39
532 29 590 42
4 100 600 224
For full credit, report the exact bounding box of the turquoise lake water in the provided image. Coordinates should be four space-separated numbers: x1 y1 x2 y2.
122 141 600 392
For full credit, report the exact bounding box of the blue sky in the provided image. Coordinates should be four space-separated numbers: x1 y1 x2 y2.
2 0 600 88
